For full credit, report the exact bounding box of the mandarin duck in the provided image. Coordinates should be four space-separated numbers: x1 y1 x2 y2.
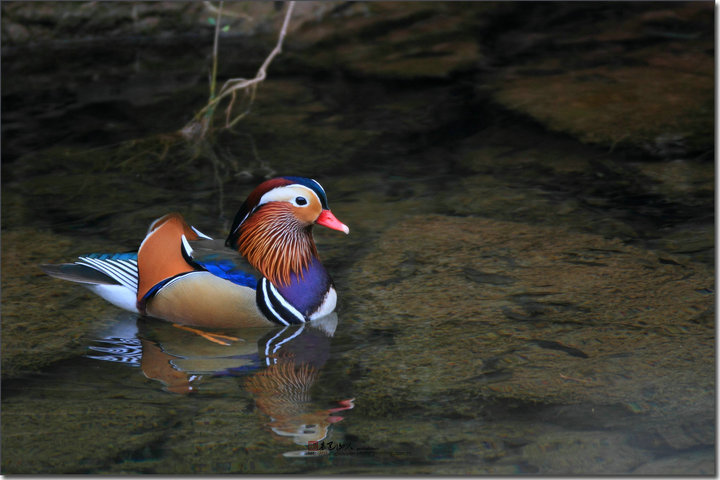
41 177 349 328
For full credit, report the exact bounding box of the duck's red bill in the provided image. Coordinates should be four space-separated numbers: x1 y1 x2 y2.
316 209 350 234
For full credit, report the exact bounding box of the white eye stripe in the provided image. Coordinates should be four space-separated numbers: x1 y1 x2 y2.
257 185 320 208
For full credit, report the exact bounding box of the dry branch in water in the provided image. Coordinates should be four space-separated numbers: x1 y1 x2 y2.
181 1 296 140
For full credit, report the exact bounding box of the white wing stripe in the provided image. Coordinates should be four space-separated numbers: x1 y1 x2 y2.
109 260 139 279
97 260 137 289
112 261 139 290
180 234 193 257
90 259 137 290
77 257 138 291
191 226 213 240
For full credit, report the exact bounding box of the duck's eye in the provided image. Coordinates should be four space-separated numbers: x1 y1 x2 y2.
295 196 308 206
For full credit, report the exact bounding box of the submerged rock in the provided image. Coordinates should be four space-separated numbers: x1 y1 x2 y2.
487 3 714 156
343 214 713 418
1 229 116 378
330 213 713 474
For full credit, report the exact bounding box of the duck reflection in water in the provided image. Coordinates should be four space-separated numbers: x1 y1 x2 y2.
88 313 354 448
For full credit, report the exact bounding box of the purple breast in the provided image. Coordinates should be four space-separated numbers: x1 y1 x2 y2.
274 256 332 316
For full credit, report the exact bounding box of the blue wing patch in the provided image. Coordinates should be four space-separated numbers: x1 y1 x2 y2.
83 252 138 261
194 254 258 289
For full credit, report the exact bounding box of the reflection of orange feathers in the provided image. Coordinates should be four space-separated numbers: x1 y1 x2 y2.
139 338 193 394
245 361 335 444
245 362 319 416
236 204 318 286
137 213 200 302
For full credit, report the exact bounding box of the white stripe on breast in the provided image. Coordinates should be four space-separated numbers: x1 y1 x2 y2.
267 281 306 324
261 279 289 326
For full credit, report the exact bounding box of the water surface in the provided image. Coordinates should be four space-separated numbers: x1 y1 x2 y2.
1 22 714 475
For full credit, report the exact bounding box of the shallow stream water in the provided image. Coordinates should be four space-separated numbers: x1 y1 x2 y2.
1 28 714 474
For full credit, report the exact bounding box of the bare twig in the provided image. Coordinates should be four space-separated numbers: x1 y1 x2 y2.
224 79 258 129
186 1 295 134
203 1 253 21
218 0 294 97
209 1 223 102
